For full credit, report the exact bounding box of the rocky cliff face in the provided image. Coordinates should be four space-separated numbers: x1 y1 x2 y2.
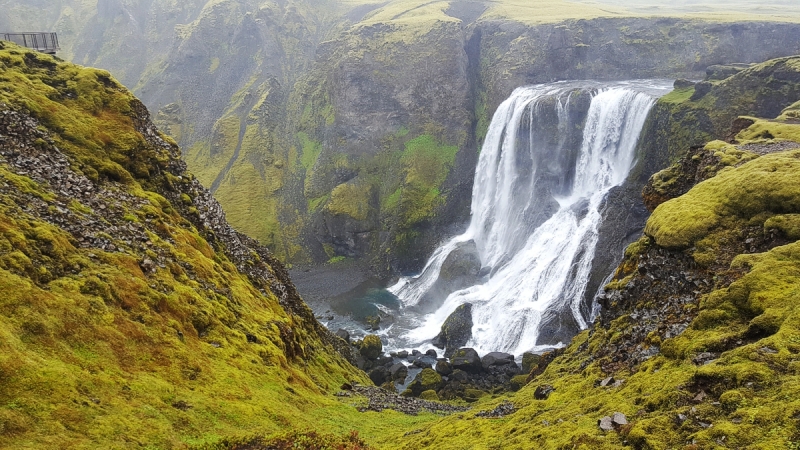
8 1 800 275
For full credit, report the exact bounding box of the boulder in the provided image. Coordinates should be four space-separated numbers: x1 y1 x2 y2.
368 366 390 385
481 352 514 369
690 81 712 101
434 303 473 357
419 389 439 401
402 368 443 397
435 359 452 376
425 349 438 358
396 350 409 359
450 348 482 373
673 78 696 89
359 334 383 360
450 369 468 382
412 358 433 369
335 328 350 343
389 363 408 382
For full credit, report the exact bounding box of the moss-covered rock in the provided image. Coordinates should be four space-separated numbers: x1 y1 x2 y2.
401 368 444 398
359 334 383 360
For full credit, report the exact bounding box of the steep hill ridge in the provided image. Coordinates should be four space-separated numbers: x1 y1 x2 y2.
0 42 390 448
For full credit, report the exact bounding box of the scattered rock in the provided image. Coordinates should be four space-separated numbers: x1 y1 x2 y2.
692 352 719 365
172 400 192 411
481 352 514 369
435 359 452 376
692 390 708 404
347 384 468 415
450 347 482 373
475 401 516 418
335 328 350 343
389 363 408 382
598 412 627 431
598 416 614 431
533 384 555 400
368 366 391 385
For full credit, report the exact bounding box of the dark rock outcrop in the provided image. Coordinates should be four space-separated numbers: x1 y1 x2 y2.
450 347 482 373
433 303 474 357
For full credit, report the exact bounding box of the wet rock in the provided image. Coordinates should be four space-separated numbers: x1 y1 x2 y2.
396 350 409 358
389 363 408 382
481 352 514 369
369 366 390 385
450 347 482 373
434 303 473 357
435 359 452 376
335 328 350 343
533 384 555 400
425 349 438 358
412 358 432 369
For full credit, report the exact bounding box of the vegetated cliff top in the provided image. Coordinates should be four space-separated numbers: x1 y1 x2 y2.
0 42 416 448
337 0 800 29
378 56 800 449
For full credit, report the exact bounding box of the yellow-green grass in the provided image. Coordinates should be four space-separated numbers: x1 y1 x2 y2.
0 42 449 448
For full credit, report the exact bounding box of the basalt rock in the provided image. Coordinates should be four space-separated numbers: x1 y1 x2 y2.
434 303 474 357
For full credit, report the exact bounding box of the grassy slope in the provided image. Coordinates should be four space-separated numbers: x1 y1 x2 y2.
372 83 800 449
0 43 446 448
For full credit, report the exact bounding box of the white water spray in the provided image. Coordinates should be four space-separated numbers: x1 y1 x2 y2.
389 81 670 355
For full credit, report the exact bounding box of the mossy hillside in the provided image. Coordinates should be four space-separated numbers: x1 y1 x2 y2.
383 147 800 450
645 149 800 258
649 56 800 164
0 44 468 448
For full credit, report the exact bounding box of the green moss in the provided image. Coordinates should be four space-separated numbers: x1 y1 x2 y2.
764 214 800 239
419 390 439 401
359 335 382 360
326 182 372 222
645 150 800 250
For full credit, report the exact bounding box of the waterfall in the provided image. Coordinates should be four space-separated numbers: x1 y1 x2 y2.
388 80 670 356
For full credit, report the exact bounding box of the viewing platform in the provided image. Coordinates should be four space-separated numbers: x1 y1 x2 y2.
1 32 60 54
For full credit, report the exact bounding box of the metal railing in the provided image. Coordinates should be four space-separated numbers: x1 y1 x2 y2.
1 32 60 54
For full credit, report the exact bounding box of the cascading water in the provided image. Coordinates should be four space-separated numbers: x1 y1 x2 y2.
388 80 671 356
